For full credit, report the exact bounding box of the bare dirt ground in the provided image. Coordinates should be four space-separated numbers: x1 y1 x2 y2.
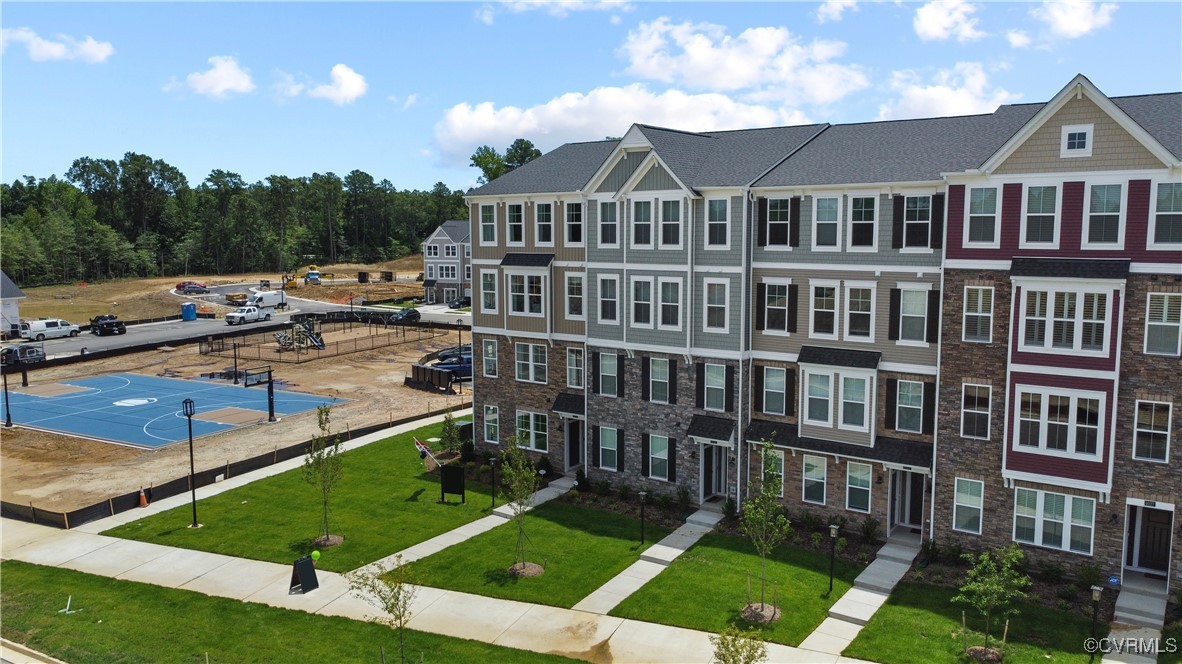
2 258 466 513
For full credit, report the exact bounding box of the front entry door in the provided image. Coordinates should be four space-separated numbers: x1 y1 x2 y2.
565 420 583 471
890 471 924 532
700 444 726 503
1139 509 1172 572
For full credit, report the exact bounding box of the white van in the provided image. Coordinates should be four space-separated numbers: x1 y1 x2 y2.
246 291 287 310
19 318 80 341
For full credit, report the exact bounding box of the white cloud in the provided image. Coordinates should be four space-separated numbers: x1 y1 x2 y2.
402 93 418 110
620 18 868 106
816 0 858 23
307 64 367 105
273 71 304 98
1032 0 1116 39
1 27 114 63
1006 29 1032 48
169 56 255 98
434 84 810 165
477 0 632 24
913 0 986 42
877 62 1020 120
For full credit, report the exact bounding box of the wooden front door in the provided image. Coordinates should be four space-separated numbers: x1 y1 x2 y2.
1139 509 1172 572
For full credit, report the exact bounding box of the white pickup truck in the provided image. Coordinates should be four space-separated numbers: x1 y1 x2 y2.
225 306 273 325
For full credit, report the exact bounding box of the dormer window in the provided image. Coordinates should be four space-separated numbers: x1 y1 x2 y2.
1060 124 1094 158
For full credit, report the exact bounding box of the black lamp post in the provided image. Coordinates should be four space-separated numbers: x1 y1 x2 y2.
1090 585 1102 661
489 457 498 509
639 491 648 545
828 523 839 595
457 319 464 349
232 343 239 385
3 368 12 428
182 398 201 529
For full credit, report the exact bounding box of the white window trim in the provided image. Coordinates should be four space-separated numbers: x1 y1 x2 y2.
480 204 497 247
900 194 935 253
479 270 499 315
802 454 826 505
838 374 871 433
1081 179 1126 250
705 198 731 250
762 277 793 337
598 275 620 326
657 276 683 332
506 271 546 319
809 279 840 341
506 203 526 247
426 245 440 258
565 273 586 321
846 461 872 514
812 195 843 253
802 369 834 427
1132 399 1171 463
962 285 994 344
766 198 793 249
649 357 670 405
1144 292 1182 356
1060 123 1094 158
465 265 471 281
846 193 880 253
631 200 654 250
763 449 785 498
1019 184 1061 250
649 434 670 482
535 202 555 248
600 352 619 398
565 202 585 248
439 264 458 281
843 281 876 344
567 347 584 389
763 366 787 416
897 288 930 348
630 276 654 330
1149 180 1182 250
599 426 619 471
1012 385 1105 461
599 200 621 249
426 265 435 280
964 187 1001 249
444 244 458 258
1013 487 1094 555
1017 285 1111 357
895 379 925 434
703 277 730 334
960 383 991 440
514 342 548 385
484 405 499 443
658 198 684 250
482 339 498 378
516 410 548 451
952 478 984 535
703 362 727 413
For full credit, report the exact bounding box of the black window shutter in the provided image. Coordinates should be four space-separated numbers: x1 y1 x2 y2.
789 197 801 248
892 195 905 249
756 283 767 331
641 434 650 477
931 193 945 249
753 366 765 412
618 354 627 398
926 290 941 343
617 429 625 472
695 362 705 408
788 284 799 333
757 198 768 247
669 359 678 405
888 289 901 341
922 382 937 435
668 440 677 482
592 426 601 467
725 365 736 413
885 379 898 430
591 352 600 394
787 368 797 416
641 357 651 401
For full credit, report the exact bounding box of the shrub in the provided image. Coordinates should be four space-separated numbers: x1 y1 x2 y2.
460 439 475 463
828 515 849 531
836 536 849 555
478 464 491 481
1074 563 1104 592
796 510 823 533
912 569 925 582
811 532 823 548
594 479 613 496
1057 586 1078 602
534 455 554 477
575 468 588 491
1037 561 1066 584
618 482 635 501
858 516 882 545
676 485 692 513
465 461 478 478
944 542 965 564
723 496 737 520
921 538 940 563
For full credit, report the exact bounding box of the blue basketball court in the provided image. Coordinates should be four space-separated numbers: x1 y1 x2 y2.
3 373 340 449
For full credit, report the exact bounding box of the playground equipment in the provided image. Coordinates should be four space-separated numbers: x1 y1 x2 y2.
275 319 324 351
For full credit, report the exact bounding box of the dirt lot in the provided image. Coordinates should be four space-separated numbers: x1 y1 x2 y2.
2 259 467 513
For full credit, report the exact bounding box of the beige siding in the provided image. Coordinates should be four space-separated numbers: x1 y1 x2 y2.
994 95 1164 174
552 266 586 337
471 202 503 261
472 266 504 330
554 199 586 262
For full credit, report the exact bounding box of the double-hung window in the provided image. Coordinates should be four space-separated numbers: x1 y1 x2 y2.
963 286 993 343
763 367 786 416
1021 288 1108 353
1146 293 1181 355
814 197 840 249
484 405 499 443
805 371 832 425
660 200 681 247
845 285 874 341
967 187 997 244
565 203 583 245
480 205 496 244
480 271 498 313
1016 388 1101 457
1085 184 1122 246
536 203 553 245
632 278 652 327
846 462 871 513
599 427 618 470
439 265 457 281
766 284 789 332
899 290 927 342
444 244 457 258
811 284 838 338
482 339 498 377
426 245 439 258
703 364 725 411
768 199 791 246
426 265 435 280
649 435 669 480
566 274 584 319
1134 401 1171 462
516 411 548 451
763 450 785 497
514 343 547 384
1153 182 1182 246
599 276 618 323
507 204 524 244
509 275 525 313
567 348 584 389
659 279 681 329
1024 186 1057 245
803 455 826 504
633 201 652 247
903 196 931 248
704 279 728 332
707 199 728 247
896 380 924 433
849 196 876 248
841 376 868 431
508 274 543 316
649 358 670 403
961 384 990 439
1014 488 1093 554
953 479 983 534
600 201 618 246
600 353 618 397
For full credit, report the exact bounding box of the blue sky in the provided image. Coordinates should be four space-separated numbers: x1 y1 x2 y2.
3 1 1179 192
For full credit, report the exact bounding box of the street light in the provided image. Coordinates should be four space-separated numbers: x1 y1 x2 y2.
182 398 201 529
828 523 840 595
457 319 464 349
1090 585 1102 661
639 491 648 545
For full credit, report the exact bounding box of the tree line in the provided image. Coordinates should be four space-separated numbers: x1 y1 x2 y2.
0 153 470 286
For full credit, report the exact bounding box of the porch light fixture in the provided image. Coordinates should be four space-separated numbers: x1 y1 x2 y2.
828 523 839 594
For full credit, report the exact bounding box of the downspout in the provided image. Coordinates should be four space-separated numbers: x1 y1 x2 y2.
737 188 751 512
929 190 947 545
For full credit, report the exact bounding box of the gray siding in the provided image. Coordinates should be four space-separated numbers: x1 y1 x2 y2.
635 164 681 191
691 273 742 352
619 269 689 349
692 195 745 267
596 150 648 193
587 198 624 264
586 270 625 344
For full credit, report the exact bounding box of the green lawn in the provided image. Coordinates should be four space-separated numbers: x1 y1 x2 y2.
1161 622 1181 664
403 501 670 608
609 533 863 646
104 424 495 572
0 561 577 664
844 582 1106 663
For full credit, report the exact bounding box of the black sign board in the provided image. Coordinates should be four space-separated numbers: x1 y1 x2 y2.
440 464 466 504
290 555 319 594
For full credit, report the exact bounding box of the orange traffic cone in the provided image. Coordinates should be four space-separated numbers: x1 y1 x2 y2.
138 487 147 508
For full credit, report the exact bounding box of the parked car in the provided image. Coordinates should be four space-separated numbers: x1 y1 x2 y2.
225 306 271 325
446 296 471 309
433 344 472 364
19 319 80 341
432 353 472 379
1 344 46 365
389 308 421 324
181 284 211 294
176 280 206 291
89 314 127 336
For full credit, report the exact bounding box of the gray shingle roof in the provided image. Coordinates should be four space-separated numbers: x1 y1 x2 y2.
422 279 437 288
0 271 25 300
747 420 933 470
552 392 585 416
1010 258 1130 280
468 140 617 196
639 124 829 188
1112 93 1182 161
797 345 881 369
687 414 736 443
438 220 470 243
501 253 554 267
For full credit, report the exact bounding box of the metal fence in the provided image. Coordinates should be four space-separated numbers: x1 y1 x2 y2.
199 319 449 364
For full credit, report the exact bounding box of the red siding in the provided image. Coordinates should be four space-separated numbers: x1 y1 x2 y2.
1061 181 1085 253
1004 371 1114 485
946 184 965 256
1001 183 1023 255
1126 179 1150 251
1009 286 1120 372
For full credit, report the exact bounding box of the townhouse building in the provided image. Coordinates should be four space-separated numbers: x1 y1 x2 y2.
421 219 471 304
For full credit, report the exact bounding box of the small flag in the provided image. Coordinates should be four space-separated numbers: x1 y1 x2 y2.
415 438 432 459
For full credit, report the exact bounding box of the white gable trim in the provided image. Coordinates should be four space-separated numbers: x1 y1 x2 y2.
615 151 695 199
423 226 452 245
618 124 651 150
979 75 1179 175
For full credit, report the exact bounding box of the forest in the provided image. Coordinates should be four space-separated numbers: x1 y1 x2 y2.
0 153 470 286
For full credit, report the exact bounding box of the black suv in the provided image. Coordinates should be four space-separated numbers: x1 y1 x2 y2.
446 296 471 309
389 308 421 324
1 344 46 365
89 314 127 336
